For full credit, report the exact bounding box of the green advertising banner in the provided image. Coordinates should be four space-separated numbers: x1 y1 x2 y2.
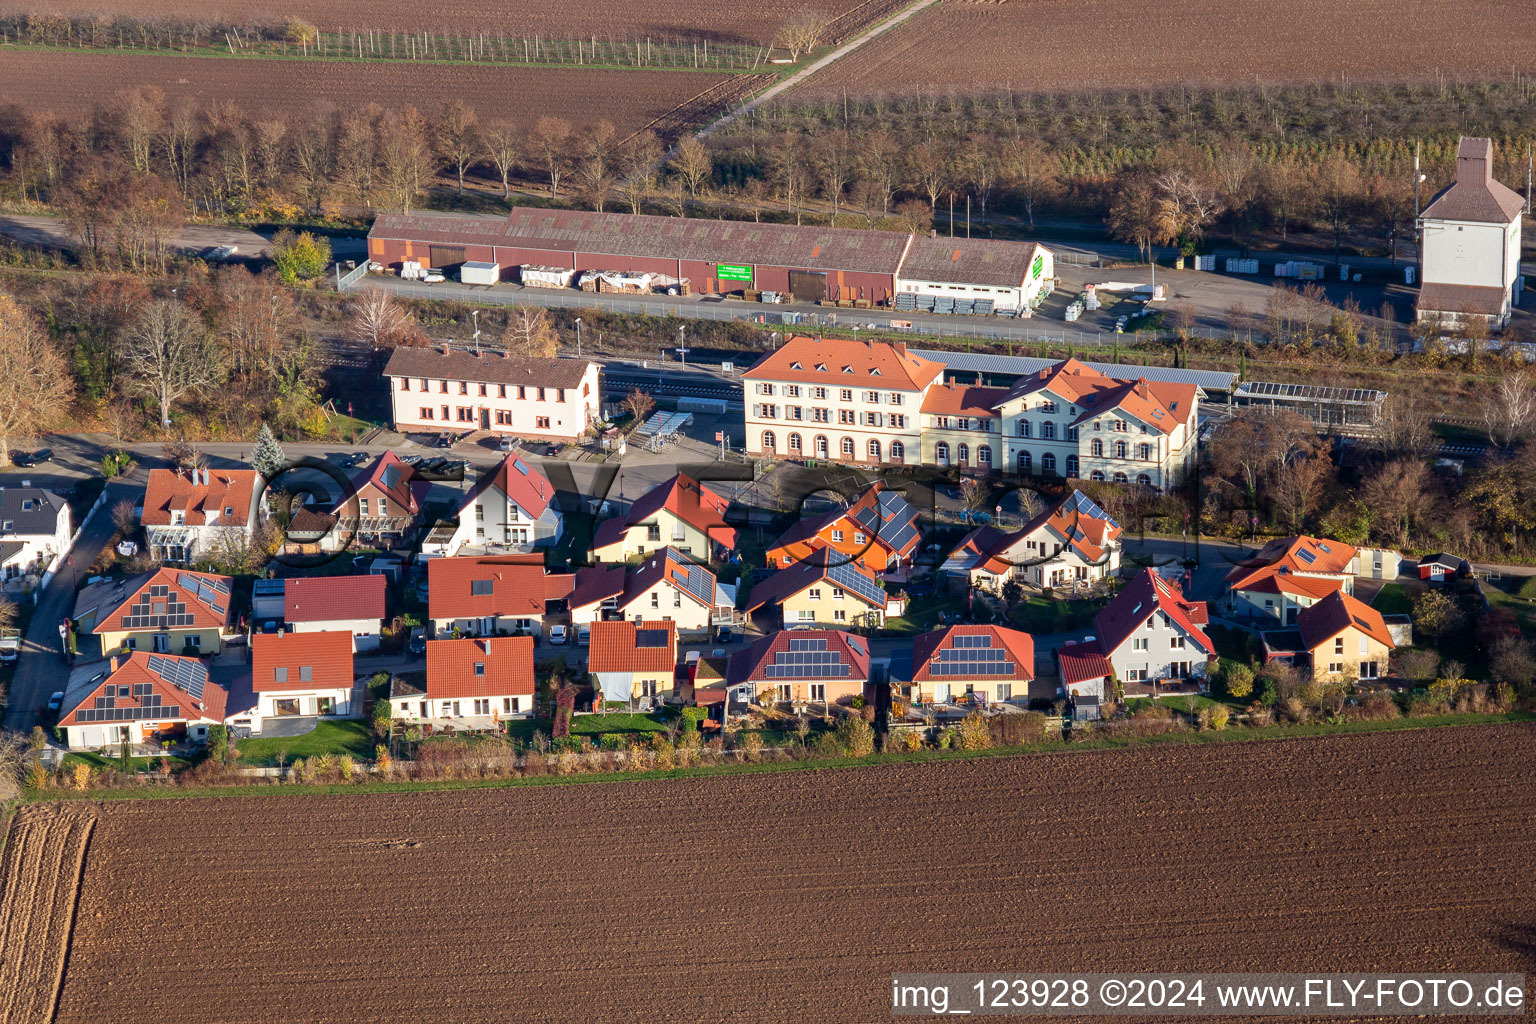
1030 253 1045 280
717 264 753 282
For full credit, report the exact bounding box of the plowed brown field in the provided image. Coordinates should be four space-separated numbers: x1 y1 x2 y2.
8 724 1532 1023
792 0 1536 97
0 51 743 132
0 804 95 1024
0 0 890 46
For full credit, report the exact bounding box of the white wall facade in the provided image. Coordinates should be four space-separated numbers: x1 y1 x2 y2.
746 380 928 464
1106 612 1209 683
290 618 383 652
436 614 541 638
1421 219 1520 294
392 693 530 719
997 396 1197 488
0 513 70 583
250 687 359 733
390 363 600 441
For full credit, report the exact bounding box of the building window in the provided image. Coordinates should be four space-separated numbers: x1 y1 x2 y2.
809 683 826 701
813 387 827 400
1090 471 1106 481
1066 455 1079 478
868 439 882 461
419 407 434 420
495 410 512 425
832 530 844 542
1115 441 1128 459
399 378 410 391
813 408 829 423
1091 438 1103 457
761 430 777 452
1137 473 1152 486
1043 422 1056 440
1018 421 1032 438
786 385 800 398
808 588 822 601
841 437 855 457
890 414 905 429
498 385 507 398
977 445 991 466
814 435 829 457
758 382 775 395
441 405 449 420
935 441 950 463
478 383 488 396
1138 443 1152 460
957 442 970 463
359 499 370 516
438 381 448 393
789 433 803 452
839 389 852 402
458 407 474 422
1042 453 1057 475
537 388 546 401
1132 638 1148 651
459 382 469 395
1017 450 1032 474
890 440 904 462
536 416 551 429
839 409 855 425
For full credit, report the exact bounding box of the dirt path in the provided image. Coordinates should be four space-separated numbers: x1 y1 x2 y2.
32 723 1536 1023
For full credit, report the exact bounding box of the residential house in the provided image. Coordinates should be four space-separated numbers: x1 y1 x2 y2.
283 574 388 652
764 482 921 572
0 485 70 589
942 489 1121 592
742 337 944 464
330 451 430 548
384 345 601 442
1417 553 1471 583
920 382 1009 471
1261 591 1395 682
743 554 891 628
994 359 1198 488
73 568 235 657
55 652 229 750
590 473 736 563
569 548 720 633
908 625 1035 705
588 620 679 706
1225 535 1358 624
725 629 870 707
391 636 536 726
1056 569 1214 701
249 630 358 731
140 466 262 564
426 454 562 556
427 554 574 638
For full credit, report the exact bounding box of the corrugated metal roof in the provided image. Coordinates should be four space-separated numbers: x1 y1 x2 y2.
899 237 1043 288
912 350 1236 391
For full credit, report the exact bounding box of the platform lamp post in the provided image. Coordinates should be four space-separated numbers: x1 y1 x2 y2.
574 317 582 358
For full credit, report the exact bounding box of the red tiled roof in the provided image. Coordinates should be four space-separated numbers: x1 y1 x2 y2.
251 631 355 692
588 620 677 674
425 636 535 699
1226 536 1357 589
996 360 1193 436
141 468 260 527
743 337 945 392
1058 641 1113 686
726 629 871 686
621 548 716 609
1235 571 1344 601
765 482 921 565
428 554 574 620
911 625 1034 682
1296 591 1396 652
592 473 736 553
570 564 627 609
57 652 228 726
77 567 235 635
1093 569 1213 659
920 383 1009 417
284 574 387 624
1416 282 1510 317
335 450 428 518
458 454 555 520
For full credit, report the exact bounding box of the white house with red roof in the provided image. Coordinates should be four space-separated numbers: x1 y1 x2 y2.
1224 535 1358 625
942 489 1122 592
141 466 262 564
283 574 388 651
249 630 358 732
742 337 944 465
725 629 871 708
56 652 229 749
590 472 736 563
588 620 680 706
427 554 574 639
428 454 563 556
995 359 1198 488
1057 568 1214 703
764 481 921 572
391 635 536 727
908 625 1035 705
570 548 723 633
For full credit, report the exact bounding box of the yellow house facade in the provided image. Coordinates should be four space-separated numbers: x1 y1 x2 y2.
73 568 234 658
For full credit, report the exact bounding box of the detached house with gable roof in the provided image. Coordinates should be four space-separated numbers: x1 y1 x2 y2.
56 652 230 750
726 629 871 708
249 630 358 730
570 548 722 633
427 454 562 556
908 625 1035 706
330 451 430 548
0 485 70 588
744 553 892 629
141 466 262 564
384 346 600 442
589 620 679 706
742 337 945 465
1416 137 1525 332
427 554 574 638
1261 591 1395 682
590 472 736 563
1224 535 1358 625
764 481 920 572
942 489 1121 592
283 574 388 651
392 635 536 726
995 359 1198 488
1056 568 1214 703
72 567 235 657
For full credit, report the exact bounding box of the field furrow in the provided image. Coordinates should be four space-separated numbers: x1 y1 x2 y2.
0 805 96 1024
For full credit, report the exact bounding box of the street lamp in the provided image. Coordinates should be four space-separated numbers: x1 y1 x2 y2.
574 317 582 358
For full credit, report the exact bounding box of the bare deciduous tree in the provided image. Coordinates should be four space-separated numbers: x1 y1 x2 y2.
120 300 225 429
346 288 414 350
482 122 521 199
1481 366 1536 447
0 294 74 467
434 99 481 195
528 116 572 196
501 307 557 359
622 388 655 432
774 9 829 60
670 137 712 201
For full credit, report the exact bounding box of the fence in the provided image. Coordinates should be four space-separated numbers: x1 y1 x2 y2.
334 259 369 292
37 486 112 595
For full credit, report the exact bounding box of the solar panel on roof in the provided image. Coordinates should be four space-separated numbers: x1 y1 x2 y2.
788 637 827 652
1296 549 1317 565
827 562 884 606
513 459 530 475
381 464 401 490
634 629 669 648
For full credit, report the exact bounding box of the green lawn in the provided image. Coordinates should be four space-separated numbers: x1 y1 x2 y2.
1371 583 1413 615
62 752 193 773
1485 586 1536 639
235 720 376 766
505 712 668 742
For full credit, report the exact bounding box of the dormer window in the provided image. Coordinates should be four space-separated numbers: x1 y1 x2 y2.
224 506 234 517
869 368 881 376
172 511 185 524
789 361 802 370
841 366 853 374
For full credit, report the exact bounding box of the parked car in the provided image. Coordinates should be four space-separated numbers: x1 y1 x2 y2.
548 624 568 645
47 691 63 712
497 437 516 452
543 444 561 457
577 625 591 646
715 626 733 644
408 628 426 655
434 432 455 448
12 448 52 467
342 451 370 468
422 269 446 284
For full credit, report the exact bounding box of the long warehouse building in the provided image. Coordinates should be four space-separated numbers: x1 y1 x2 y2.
366 209 1053 308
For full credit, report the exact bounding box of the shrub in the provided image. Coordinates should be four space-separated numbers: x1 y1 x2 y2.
988 711 1048 746
955 711 992 751
737 732 766 763
1199 705 1230 731
812 732 843 758
71 762 91 790
896 729 926 752
25 762 49 790
294 757 314 783
28 726 45 752
1223 664 1255 699
338 754 355 780
271 229 331 285
598 733 627 751
835 715 875 757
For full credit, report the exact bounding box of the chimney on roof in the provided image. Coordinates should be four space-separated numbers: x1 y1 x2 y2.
929 229 937 239
1457 136 1494 186
893 341 907 358
441 344 451 355
1136 378 1149 397
109 654 120 673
